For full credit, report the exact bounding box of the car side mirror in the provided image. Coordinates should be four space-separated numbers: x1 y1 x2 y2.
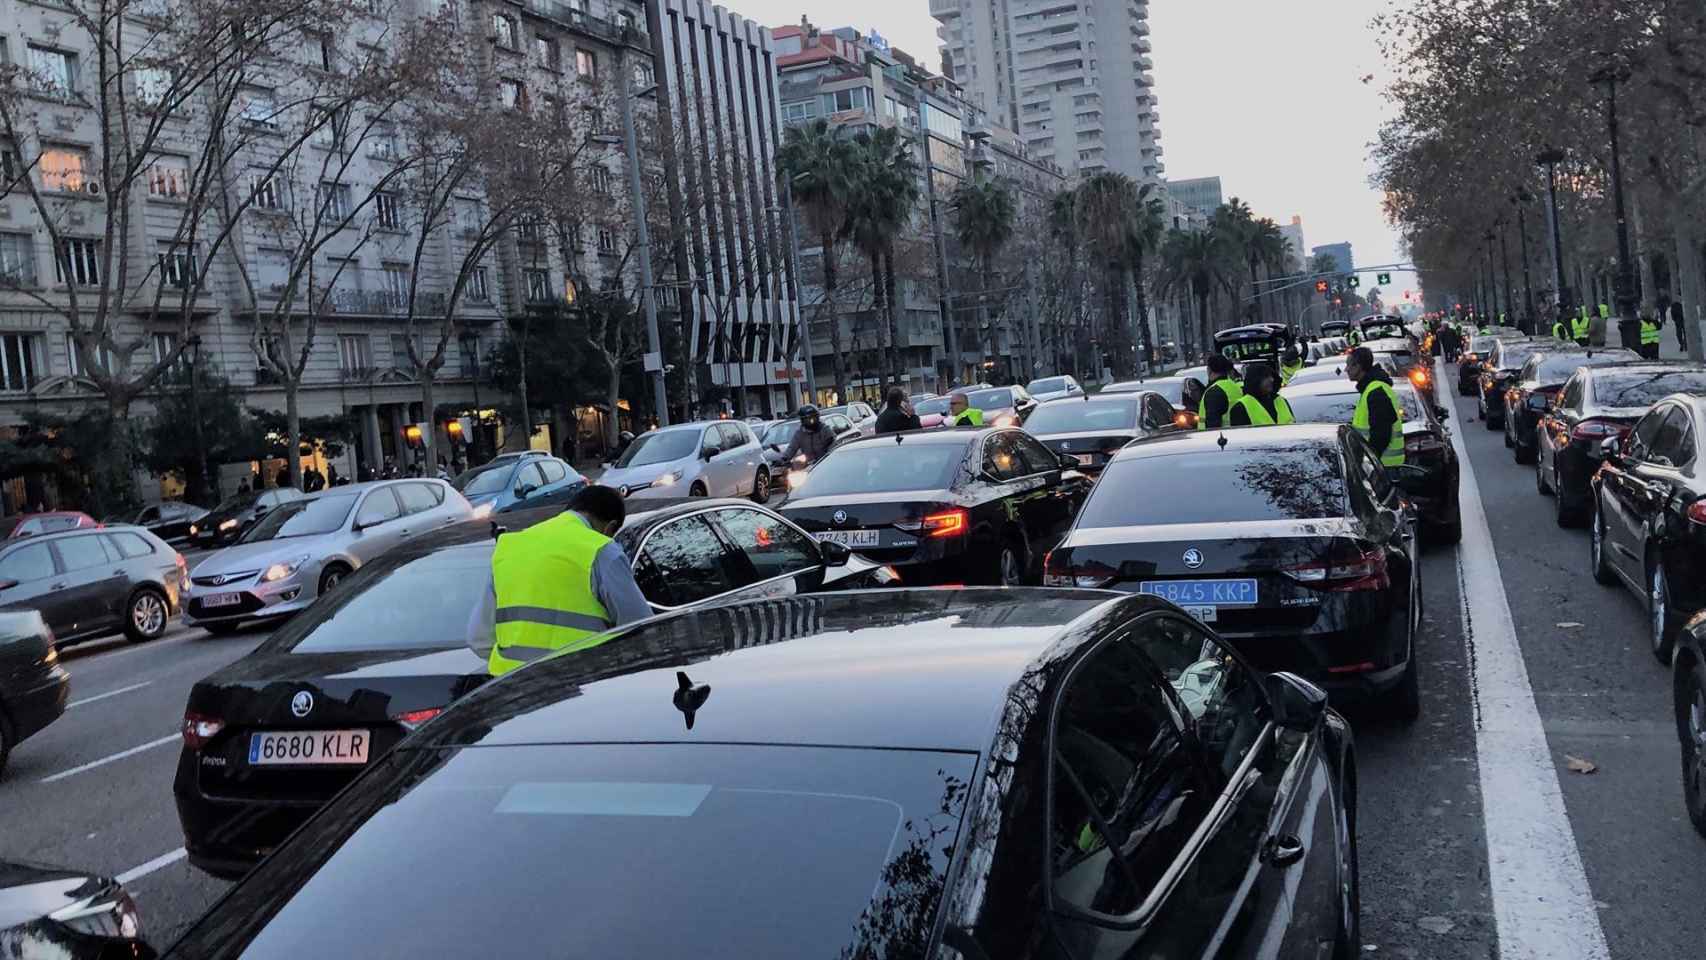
702 446 720 460
819 539 851 566
1600 436 1621 459
0 578 17 591
253 504 269 516
1264 671 1329 732
1057 453 1080 470
514 484 537 499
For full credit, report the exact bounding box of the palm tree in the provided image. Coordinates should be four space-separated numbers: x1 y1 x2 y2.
1047 189 1083 375
1158 226 1238 358
1072 172 1141 375
776 119 858 401
1248 218 1287 325
846 127 919 389
1127 184 1167 367
1211 199 1258 323
950 175 1016 379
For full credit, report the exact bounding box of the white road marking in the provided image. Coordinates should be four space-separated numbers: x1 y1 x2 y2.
1440 358 1611 960
39 733 180 784
65 680 152 708
115 847 187 885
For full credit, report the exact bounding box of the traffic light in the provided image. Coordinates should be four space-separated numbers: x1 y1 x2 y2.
403 423 424 449
1347 275 1361 288
1315 280 1329 294
1377 272 1392 285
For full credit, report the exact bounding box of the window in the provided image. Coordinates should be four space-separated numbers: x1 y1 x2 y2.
157 243 198 288
314 107 345 148
64 332 108 377
575 48 597 78
396 483 441 515
1646 405 1691 466
319 181 353 220
1080 447 1346 527
28 46 76 98
982 433 1027 481
534 35 559 70
711 508 820 582
1143 393 1175 431
1132 615 1270 774
55 239 100 286
634 60 653 86
134 67 172 105
369 123 400 160
0 543 54 583
523 268 550 303
455 198 484 233
146 155 189 199
310 32 336 71
633 515 739 607
151 331 187 376
53 533 112 571
390 332 422 370
256 249 292 292
382 263 411 308
466 265 490 302
374 191 402 229
250 170 284 210
499 78 525 110
618 8 637 31
40 147 89 192
458 333 480 376
0 332 42 392
338 333 371 373
592 166 611 195
596 227 616 253
0 233 36 286
105 532 156 560
354 487 403 527
491 14 517 49
239 87 277 126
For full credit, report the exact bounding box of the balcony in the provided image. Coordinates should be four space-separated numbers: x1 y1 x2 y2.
323 288 450 317
519 0 650 52
928 0 959 15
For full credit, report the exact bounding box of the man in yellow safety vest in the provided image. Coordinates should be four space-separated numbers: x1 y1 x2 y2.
1346 347 1405 466
1228 363 1295 426
1197 354 1243 429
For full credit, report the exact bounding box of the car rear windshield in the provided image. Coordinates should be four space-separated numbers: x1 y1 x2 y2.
1113 379 1187 404
455 465 514 496
1023 400 1138 433
963 387 1014 409
242 494 358 542
795 442 964 497
1592 370 1706 408
614 429 701 468
171 744 974 959
1468 337 1497 354
1493 343 1544 370
915 397 951 416
1283 386 1423 425
1028 377 1068 394
272 545 494 652
1079 445 1346 526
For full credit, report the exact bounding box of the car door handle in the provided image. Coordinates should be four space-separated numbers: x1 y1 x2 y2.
1261 834 1306 868
51 582 67 590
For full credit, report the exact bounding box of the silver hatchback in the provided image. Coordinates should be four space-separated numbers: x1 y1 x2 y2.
183 479 471 633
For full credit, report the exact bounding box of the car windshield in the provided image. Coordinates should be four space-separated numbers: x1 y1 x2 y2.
1143 380 1188 405
170 743 974 959
241 494 358 542
1532 351 1635 382
794 442 964 497
270 544 493 652
963 388 1015 409
1023 400 1138 433
1361 323 1405 340
211 492 260 514
1468 337 1498 354
1080 445 1346 526
764 420 800 447
1028 377 1068 394
614 429 700 468
915 397 951 416
1493 343 1544 370
457 465 514 497
1284 386 1424 425
1592 370 1706 409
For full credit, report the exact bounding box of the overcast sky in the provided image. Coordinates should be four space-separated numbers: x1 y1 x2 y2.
734 0 1411 290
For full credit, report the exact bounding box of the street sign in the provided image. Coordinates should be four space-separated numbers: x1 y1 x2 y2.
1347 275 1361 288
643 351 663 372
1377 272 1391 285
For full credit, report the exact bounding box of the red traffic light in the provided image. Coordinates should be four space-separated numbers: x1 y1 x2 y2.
1315 280 1329 294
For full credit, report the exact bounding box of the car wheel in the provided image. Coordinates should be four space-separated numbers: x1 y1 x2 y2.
1483 406 1499 430
1555 476 1585 528
203 621 242 636
319 564 350 595
1387 652 1421 723
1679 662 1706 837
1503 419 1515 448
1514 438 1537 465
1332 770 1361 959
996 539 1027 587
0 711 14 781
689 481 708 498
750 469 769 504
1651 560 1677 665
1591 503 1618 586
1535 449 1553 495
123 587 169 643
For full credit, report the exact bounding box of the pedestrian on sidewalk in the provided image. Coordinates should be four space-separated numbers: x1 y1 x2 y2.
1669 298 1688 351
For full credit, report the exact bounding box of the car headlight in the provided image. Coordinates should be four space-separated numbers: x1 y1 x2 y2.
188 524 198 535
472 501 494 519
787 469 808 490
260 555 311 583
653 469 684 488
218 518 238 532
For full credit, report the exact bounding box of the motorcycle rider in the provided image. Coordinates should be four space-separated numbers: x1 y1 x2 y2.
780 404 836 468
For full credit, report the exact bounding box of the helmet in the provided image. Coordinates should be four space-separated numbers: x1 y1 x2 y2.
797 404 819 421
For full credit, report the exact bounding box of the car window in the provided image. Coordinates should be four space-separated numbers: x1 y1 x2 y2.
711 508 820 581
1029 377 1068 394
1561 374 1584 412
1677 413 1698 465
633 515 739 607
1346 435 1393 508
1023 400 1138 434
718 423 748 449
1049 632 1213 918
1141 394 1171 429
792 443 964 497
1644 406 1689 466
613 429 699 468
1594 371 1706 408
138 505 161 524
982 433 1027 482
539 460 567 484
397 483 442 514
1080 446 1346 526
701 427 723 454
521 463 549 490
1013 433 1062 475
0 543 55 583
964 387 1014 410
354 488 404 527
244 494 359 541
1131 615 1270 779
105 532 156 559
33 516 81 534
281 545 497 653
54 533 113 571
459 465 515 496
1627 408 1666 460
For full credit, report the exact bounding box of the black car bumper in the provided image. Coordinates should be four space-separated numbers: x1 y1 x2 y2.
1556 441 1603 506
1509 407 1541 448
1220 611 1411 705
173 749 328 879
9 664 70 742
1457 366 1481 394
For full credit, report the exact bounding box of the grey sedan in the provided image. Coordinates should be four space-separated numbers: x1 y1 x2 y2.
183 479 471 633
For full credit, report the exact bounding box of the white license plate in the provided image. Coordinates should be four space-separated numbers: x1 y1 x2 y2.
1074 454 1095 465
1181 605 1218 623
815 530 880 548
248 729 370 766
202 592 243 608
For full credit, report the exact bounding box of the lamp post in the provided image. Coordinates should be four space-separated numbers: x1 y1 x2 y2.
1498 220 1515 328
1590 62 1638 344
616 36 669 427
1484 229 1499 325
187 333 210 503
1512 191 1536 329
1535 148 1570 312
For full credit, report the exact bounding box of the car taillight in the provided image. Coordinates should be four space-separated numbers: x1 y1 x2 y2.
1409 368 1430 388
921 509 966 537
182 711 225 751
1043 551 1114 588
1174 411 1197 428
1688 501 1706 526
1281 544 1390 591
392 707 444 730
1572 419 1628 442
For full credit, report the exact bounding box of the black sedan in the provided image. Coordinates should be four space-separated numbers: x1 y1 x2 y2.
1457 334 1510 395
1503 347 1639 463
1477 337 1552 429
1022 391 1184 475
188 488 305 548
780 428 1091 586
1283 378 1461 544
1669 611 1706 837
165 589 1359 959
1590 394 1706 663
1101 374 1205 424
0 859 149 958
1043 425 1422 720
0 526 186 646
115 501 208 546
1538 362 1706 527
0 612 68 778
173 498 894 878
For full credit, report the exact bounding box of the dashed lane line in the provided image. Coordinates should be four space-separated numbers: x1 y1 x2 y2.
115 847 187 885
66 681 152 709
38 733 179 784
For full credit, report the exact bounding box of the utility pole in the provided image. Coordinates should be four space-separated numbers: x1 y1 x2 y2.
1535 148 1570 312
918 103 957 389
1498 221 1514 327
778 185 815 407
1513 192 1536 329
617 39 670 426
1590 62 1638 345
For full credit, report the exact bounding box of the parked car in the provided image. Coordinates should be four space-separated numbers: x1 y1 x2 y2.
1043 424 1423 719
172 497 895 878
166 589 1359 960
1503 347 1639 463
0 611 69 778
1538 363 1706 527
1320 318 1350 338
1668 613 1706 837
452 454 585 516
0 512 97 541
947 384 1038 427
1590 393 1706 663
1101 375 1205 423
183 479 472 635
1024 374 1083 402
1477 337 1553 429
0 527 185 646
0 859 148 958
117 501 208 545
907 391 937 406
189 487 306 548
780 427 1090 585
820 402 878 437
1456 333 1523 396
1023 391 1185 475
601 421 770 501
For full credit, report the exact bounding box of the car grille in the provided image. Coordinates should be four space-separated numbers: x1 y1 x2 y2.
188 594 264 617
193 570 259 587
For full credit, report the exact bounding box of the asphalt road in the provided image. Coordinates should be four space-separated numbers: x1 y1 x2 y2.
4 364 1705 954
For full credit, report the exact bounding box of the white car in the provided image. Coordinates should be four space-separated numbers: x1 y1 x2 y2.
820 402 878 438
1025 375 1083 402
599 420 770 501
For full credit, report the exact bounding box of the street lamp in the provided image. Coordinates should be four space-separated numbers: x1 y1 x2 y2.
1484 229 1499 324
615 34 669 427
1498 219 1515 327
1512 191 1536 330
1589 61 1637 343
187 333 211 503
1535 147 1571 314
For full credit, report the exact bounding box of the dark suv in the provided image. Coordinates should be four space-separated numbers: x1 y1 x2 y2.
190 487 305 548
0 526 186 645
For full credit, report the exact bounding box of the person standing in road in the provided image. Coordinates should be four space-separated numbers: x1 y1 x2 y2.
948 392 984 426
474 484 653 676
875 387 922 434
1552 311 1570 341
1672 298 1689 351
1639 312 1663 359
1196 354 1243 430
1279 347 1304 386
1572 305 1592 347
1346 347 1405 467
781 404 836 465
1228 363 1294 426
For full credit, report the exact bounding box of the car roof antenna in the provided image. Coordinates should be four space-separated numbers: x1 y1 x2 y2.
1217 431 1228 451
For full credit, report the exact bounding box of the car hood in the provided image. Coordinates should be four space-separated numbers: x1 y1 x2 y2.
0 861 116 928
192 534 342 576
601 459 689 489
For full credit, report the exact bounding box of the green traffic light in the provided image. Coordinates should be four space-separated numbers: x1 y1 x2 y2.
1377 272 1391 285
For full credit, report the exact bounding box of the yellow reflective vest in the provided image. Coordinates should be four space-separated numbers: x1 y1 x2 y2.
1197 378 1244 429
952 407 984 426
1231 393 1295 426
1641 318 1661 345
1571 311 1591 340
1353 379 1406 466
1280 361 1303 385
488 511 614 676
